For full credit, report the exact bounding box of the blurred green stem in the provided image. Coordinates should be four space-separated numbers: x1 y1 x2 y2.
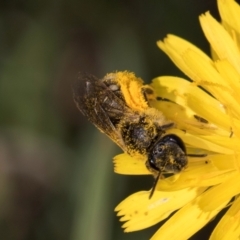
71 132 116 240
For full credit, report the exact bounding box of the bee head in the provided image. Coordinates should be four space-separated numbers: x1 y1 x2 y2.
146 134 188 199
147 134 187 174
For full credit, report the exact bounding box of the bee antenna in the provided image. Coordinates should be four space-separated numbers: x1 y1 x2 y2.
149 170 161 199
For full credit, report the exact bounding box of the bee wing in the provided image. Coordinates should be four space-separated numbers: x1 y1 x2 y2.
72 72 130 151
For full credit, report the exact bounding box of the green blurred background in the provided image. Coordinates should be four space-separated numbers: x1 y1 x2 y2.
0 1 229 239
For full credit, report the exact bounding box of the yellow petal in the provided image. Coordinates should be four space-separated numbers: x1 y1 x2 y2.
215 60 240 99
210 154 238 170
157 35 213 82
115 187 205 232
167 129 234 154
151 76 223 112
199 173 240 211
156 158 236 191
182 49 240 118
201 135 240 151
151 76 233 133
151 194 228 240
113 153 150 175
210 196 240 240
218 0 240 35
186 94 228 131
214 60 240 135
199 12 240 74
150 100 216 136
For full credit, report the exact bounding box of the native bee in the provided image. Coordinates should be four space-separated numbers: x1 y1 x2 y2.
72 71 188 198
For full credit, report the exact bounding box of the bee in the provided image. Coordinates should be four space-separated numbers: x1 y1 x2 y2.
72 71 188 198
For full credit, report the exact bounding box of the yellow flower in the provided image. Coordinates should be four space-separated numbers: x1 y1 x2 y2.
114 0 240 239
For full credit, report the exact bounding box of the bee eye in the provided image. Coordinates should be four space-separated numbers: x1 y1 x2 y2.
154 144 164 155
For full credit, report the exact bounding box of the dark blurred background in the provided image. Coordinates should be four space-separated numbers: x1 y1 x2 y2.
0 0 228 239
